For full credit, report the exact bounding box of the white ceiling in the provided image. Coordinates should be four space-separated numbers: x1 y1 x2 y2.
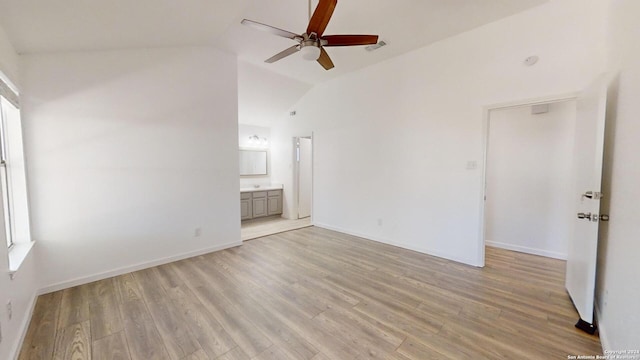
0 0 547 84
0 0 250 53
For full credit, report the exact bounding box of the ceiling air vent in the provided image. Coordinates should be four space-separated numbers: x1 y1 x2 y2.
365 41 387 52
531 104 549 115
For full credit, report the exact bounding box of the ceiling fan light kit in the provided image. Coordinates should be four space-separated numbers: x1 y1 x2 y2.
301 45 321 61
241 0 379 70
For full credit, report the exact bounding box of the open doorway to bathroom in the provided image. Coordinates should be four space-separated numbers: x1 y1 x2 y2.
239 125 312 241
241 135 314 240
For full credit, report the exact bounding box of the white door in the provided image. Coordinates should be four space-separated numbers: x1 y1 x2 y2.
565 74 610 330
297 137 312 219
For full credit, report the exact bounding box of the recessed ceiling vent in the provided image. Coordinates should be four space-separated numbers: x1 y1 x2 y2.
531 104 549 115
365 41 387 52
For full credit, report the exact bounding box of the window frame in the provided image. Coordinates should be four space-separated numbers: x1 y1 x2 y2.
0 98 13 250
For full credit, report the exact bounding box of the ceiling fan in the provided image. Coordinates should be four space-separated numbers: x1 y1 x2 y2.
241 0 379 70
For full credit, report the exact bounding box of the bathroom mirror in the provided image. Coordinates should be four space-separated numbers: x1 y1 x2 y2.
239 149 268 176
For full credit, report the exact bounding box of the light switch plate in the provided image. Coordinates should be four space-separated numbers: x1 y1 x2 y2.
466 161 478 170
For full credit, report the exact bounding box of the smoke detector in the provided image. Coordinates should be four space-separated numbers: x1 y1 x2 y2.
524 55 539 66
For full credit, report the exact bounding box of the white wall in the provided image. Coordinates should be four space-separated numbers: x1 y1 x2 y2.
20 47 241 292
0 230 38 360
485 101 576 259
271 0 608 265
0 24 40 360
238 124 272 188
596 0 640 352
237 61 311 127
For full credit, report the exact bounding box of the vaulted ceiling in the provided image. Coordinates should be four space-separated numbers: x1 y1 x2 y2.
0 0 547 84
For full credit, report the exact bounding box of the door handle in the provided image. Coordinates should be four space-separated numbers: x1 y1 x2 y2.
581 191 603 200
577 212 597 222
577 212 610 222
577 212 591 220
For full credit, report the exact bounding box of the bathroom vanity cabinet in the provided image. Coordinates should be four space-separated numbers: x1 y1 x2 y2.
241 188 282 220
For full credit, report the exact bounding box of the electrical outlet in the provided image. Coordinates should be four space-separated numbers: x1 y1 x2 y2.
377 218 383 226
466 161 478 170
194 228 202 237
6 300 11 320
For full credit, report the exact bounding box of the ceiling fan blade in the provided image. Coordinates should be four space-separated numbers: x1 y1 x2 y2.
322 34 379 47
307 0 337 37
265 45 300 63
241 19 301 40
317 47 335 70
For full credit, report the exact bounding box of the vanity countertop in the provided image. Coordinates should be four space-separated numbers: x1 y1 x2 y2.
240 184 283 193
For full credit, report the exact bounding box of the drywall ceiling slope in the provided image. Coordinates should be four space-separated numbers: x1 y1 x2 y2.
0 0 250 53
0 24 19 82
1 0 547 84
238 61 312 127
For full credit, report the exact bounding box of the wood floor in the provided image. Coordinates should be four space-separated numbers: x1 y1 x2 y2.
19 226 601 359
241 216 312 241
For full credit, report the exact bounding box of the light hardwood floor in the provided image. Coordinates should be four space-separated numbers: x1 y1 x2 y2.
241 216 312 241
19 226 601 359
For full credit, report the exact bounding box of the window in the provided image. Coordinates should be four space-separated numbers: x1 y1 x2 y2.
1 118 12 248
0 78 31 252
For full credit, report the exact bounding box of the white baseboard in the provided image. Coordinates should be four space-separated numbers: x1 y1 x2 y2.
485 240 567 260
10 292 38 360
38 240 242 295
313 222 480 267
595 302 610 355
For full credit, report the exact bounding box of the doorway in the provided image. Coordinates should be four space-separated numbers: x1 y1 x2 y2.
296 136 312 219
481 97 577 262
